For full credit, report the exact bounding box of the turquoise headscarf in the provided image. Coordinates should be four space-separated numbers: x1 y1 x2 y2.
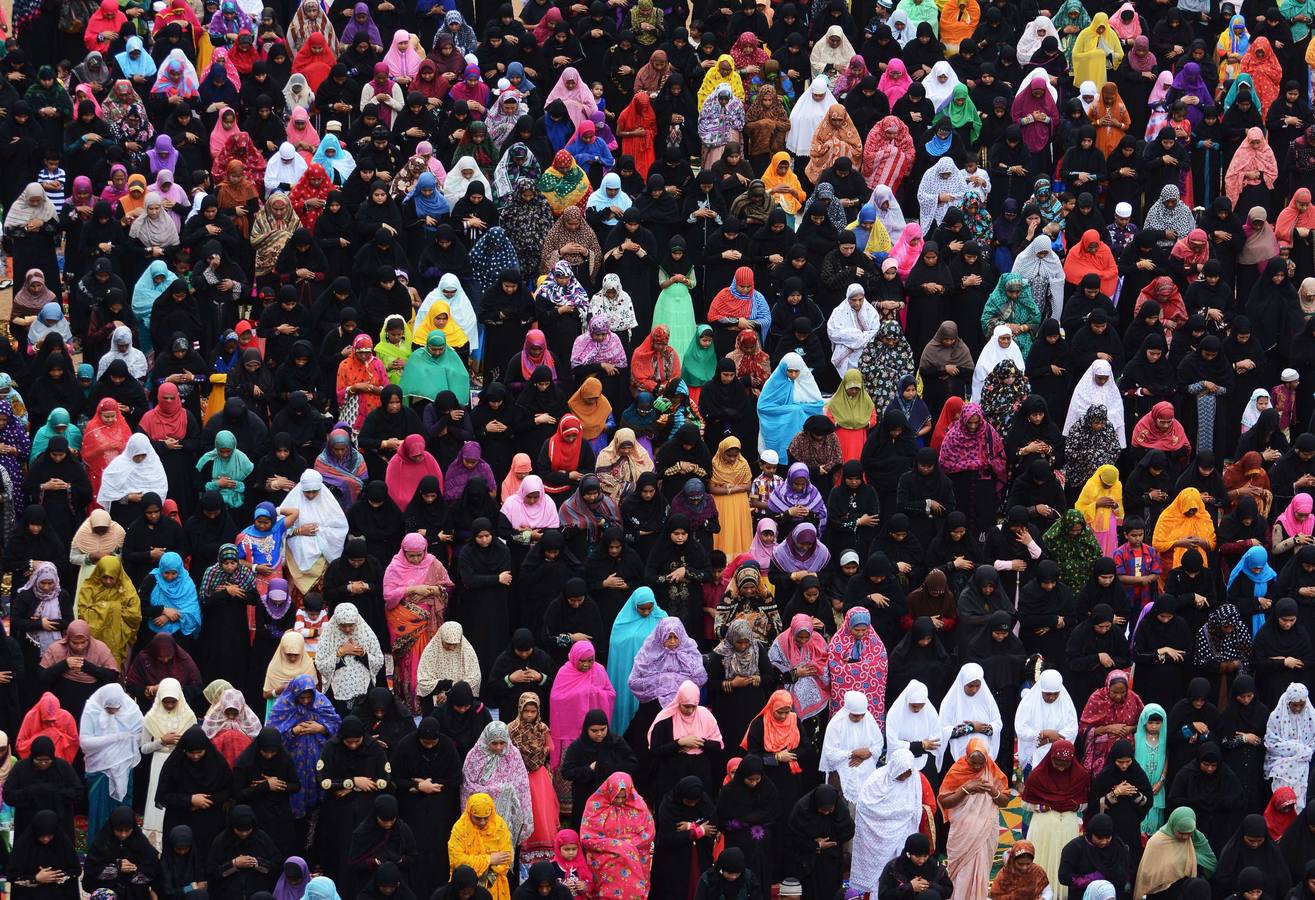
132 260 177 325
1136 703 1166 834
30 407 82 459
148 552 202 636
196 430 254 508
312 134 356 182
1157 806 1217 875
605 586 668 733
399 332 471 405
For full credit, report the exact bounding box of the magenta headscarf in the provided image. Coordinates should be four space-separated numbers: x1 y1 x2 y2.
647 679 722 750
384 432 442 510
1011 76 1060 152
628 618 707 706
547 640 617 766
747 517 777 568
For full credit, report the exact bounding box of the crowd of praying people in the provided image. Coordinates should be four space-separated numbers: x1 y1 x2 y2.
14 0 1315 894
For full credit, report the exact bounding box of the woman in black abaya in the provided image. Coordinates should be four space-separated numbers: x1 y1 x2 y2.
314 716 391 886
715 755 781 894
453 518 514 672
390 717 462 899
230 727 301 859
203 804 279 900
651 775 718 900
155 727 234 859
787 784 855 900
82 805 162 900
7 809 79 900
1214 674 1272 816
559 709 640 829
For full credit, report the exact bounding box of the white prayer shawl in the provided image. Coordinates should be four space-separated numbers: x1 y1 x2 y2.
80 683 145 802
282 469 349 571
940 662 1003 761
98 432 169 505
916 158 968 232
810 25 857 80
1062 359 1127 446
264 142 308 196
1265 683 1315 810
870 185 906 244
95 325 150 380
924 61 962 114
787 77 837 156
313 602 384 702
1013 234 1068 323
888 10 914 47
1017 16 1058 64
416 620 483 696
820 690 886 798
1014 669 1079 770
416 273 480 352
850 748 924 893
827 285 882 375
442 156 493 207
971 325 1026 402
886 679 945 770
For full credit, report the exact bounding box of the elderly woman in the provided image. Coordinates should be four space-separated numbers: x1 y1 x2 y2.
939 735 1013 899
461 720 533 856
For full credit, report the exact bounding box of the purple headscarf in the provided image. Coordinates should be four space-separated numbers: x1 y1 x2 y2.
1170 62 1211 127
443 440 496 501
148 134 179 176
766 462 827 523
341 2 382 46
771 522 832 573
273 856 309 900
627 617 707 705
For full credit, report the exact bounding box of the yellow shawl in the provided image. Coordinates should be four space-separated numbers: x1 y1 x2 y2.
448 793 513 900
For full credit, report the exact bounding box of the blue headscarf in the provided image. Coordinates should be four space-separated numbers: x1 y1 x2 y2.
312 135 357 182
507 61 536 95
605 586 668 733
148 552 202 636
116 36 157 79
404 171 450 219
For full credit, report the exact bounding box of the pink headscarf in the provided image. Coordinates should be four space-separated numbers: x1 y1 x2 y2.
498 474 561 530
415 141 448 181
747 517 777 568
888 222 924 278
548 640 617 766
384 433 443 510
285 107 320 151
773 613 830 717
383 532 448 610
545 66 598 126
383 29 421 80
877 58 911 105
647 680 723 751
210 107 241 158
211 46 241 89
1279 493 1315 539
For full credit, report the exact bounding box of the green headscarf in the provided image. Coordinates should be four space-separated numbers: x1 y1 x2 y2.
1041 508 1103 588
1158 807 1217 875
981 274 1042 356
400 332 471 405
30 407 82 460
945 84 981 144
682 325 718 388
375 315 413 385
196 429 254 508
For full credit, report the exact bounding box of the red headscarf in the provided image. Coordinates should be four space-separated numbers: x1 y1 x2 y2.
292 32 335 90
1265 786 1298 840
1062 229 1118 296
706 266 757 320
139 382 189 441
547 414 584 473
1018 739 1090 811
1132 400 1190 452
1277 188 1315 243
16 692 79 762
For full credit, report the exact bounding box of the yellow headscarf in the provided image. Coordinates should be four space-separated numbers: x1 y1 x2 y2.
449 793 513 900
413 300 469 349
1072 13 1124 87
75 556 142 665
710 435 753 487
697 54 745 108
1076 463 1123 531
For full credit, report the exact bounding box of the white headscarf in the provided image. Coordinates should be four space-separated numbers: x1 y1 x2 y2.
143 677 198 741
850 748 924 894
1013 668 1079 769
1013 234 1067 321
1079 80 1100 113
916 157 968 231
3 183 57 229
888 10 913 46
827 285 882 375
1242 388 1270 432
416 620 483 697
282 73 314 112
870 184 906 243
972 325 1026 402
1017 15 1057 63
95 325 150 380
129 192 181 248
80 683 144 802
415 273 480 351
281 469 349 571
1063 359 1127 446
442 155 493 207
774 351 823 402
820 690 885 796
787 77 837 156
265 142 309 196
313 602 384 702
810 25 856 79
939 661 1003 761
886 679 945 770
923 61 962 113
1264 682 1315 809
98 432 169 506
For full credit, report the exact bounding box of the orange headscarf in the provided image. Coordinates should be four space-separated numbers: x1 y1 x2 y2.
939 735 1008 811
1277 188 1315 243
1062 229 1119 296
567 376 613 440
742 689 802 772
